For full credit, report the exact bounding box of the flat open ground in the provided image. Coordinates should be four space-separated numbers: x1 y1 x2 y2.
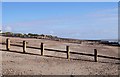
0 36 120 75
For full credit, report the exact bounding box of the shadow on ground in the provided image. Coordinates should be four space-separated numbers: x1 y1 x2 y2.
0 49 120 65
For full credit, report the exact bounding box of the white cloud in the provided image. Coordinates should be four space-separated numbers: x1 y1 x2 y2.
0 25 1 30
50 31 54 35
4 26 12 32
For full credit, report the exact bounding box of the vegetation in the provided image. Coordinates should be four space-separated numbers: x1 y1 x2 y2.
1 31 119 46
0 31 82 44
1 32 58 39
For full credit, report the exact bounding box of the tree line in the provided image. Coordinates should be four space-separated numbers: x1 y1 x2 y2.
0 32 58 39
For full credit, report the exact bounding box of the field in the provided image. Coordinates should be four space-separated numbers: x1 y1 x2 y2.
0 36 120 75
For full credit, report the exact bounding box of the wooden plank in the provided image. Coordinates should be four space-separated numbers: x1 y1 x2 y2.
98 55 120 60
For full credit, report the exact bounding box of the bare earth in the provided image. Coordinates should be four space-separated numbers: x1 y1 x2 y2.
0 36 120 75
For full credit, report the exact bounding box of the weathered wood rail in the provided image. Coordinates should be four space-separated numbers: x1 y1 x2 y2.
3 38 120 62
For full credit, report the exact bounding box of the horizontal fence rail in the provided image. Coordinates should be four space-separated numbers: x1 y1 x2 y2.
1 38 120 62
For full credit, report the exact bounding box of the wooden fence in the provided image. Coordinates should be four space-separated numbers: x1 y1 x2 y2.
4 38 120 62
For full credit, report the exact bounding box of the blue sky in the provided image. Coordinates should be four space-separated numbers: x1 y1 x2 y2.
2 2 118 40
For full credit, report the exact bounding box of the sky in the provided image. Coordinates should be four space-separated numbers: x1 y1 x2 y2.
2 2 118 40
1 0 120 2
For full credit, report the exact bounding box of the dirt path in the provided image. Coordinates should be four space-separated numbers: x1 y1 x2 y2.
1 50 119 75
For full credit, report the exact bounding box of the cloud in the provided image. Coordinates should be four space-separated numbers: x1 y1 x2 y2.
4 26 12 32
0 25 2 30
50 31 54 35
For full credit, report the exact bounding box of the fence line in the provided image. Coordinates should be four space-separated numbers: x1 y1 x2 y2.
4 38 120 62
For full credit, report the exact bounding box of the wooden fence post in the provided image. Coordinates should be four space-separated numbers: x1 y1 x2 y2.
41 43 44 56
94 49 97 62
23 41 26 53
6 38 10 51
66 46 70 59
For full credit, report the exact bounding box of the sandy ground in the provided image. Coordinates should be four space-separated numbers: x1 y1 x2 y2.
0 36 120 75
